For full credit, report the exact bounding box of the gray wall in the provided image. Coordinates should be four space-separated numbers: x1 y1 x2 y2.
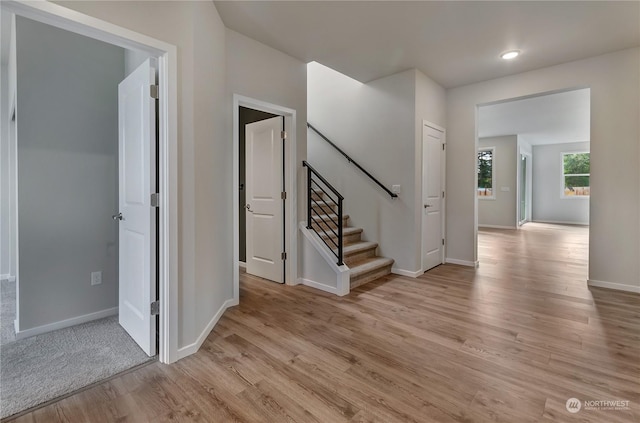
478 136 518 228
16 17 124 330
532 142 590 225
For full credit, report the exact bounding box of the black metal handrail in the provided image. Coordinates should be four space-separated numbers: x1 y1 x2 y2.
302 161 344 265
307 123 398 199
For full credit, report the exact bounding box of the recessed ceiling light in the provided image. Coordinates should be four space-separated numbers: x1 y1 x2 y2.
501 50 520 60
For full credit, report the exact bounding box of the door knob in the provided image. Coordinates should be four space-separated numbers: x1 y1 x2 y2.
112 212 124 221
246 204 253 213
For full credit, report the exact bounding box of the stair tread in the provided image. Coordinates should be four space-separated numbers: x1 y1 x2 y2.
312 213 349 221
349 256 394 277
320 227 363 239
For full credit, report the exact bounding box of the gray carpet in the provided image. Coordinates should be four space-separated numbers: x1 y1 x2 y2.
0 279 16 345
0 315 153 419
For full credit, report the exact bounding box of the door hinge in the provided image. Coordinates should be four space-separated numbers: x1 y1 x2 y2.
442 191 445 198
151 193 160 207
442 239 445 246
281 252 287 260
281 191 287 200
151 301 160 315
150 84 159 99
281 131 287 140
442 143 445 150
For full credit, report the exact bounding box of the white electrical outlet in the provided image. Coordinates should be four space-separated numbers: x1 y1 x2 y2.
91 271 102 286
392 185 402 194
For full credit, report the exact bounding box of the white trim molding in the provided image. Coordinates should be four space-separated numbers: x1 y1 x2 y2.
177 298 236 360
391 268 423 278
478 224 517 230
0 274 16 282
532 219 589 226
587 279 640 294
15 307 119 340
445 258 480 268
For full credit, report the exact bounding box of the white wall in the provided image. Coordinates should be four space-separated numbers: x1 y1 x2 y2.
226 29 308 227
532 142 590 225
308 64 445 274
16 17 124 330
446 48 639 290
56 1 231 352
478 136 517 228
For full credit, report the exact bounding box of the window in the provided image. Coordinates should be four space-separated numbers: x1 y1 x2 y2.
477 148 494 198
563 152 590 197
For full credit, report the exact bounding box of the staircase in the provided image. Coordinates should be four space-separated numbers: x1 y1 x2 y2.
311 189 394 289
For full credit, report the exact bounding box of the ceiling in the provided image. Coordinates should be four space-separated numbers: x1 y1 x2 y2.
478 88 590 146
215 1 640 88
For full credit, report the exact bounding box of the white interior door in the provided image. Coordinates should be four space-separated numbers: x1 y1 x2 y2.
245 117 284 283
117 59 156 356
422 124 445 272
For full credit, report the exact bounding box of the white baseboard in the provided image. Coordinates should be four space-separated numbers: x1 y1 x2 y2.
478 224 517 229
391 268 423 278
532 220 589 226
0 274 16 282
445 258 479 268
238 261 246 269
587 279 640 293
15 307 119 340
177 298 236 360
298 277 343 296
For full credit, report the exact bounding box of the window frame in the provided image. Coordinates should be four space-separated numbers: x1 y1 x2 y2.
561 151 590 199
477 147 496 200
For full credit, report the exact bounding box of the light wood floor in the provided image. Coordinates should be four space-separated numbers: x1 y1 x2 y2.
8 223 640 422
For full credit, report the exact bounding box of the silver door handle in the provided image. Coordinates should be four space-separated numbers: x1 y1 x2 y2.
112 212 124 221
246 204 253 213
424 204 432 208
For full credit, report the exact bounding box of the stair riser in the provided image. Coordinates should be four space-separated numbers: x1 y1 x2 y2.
311 217 348 231
311 192 324 202
344 247 377 266
350 264 392 289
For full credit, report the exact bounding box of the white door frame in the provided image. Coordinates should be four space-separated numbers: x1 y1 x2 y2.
420 120 446 272
1 0 179 364
516 150 532 227
233 95 297 302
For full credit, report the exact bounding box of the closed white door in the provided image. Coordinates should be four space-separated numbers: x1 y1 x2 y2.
245 117 284 283
117 59 156 356
422 124 445 272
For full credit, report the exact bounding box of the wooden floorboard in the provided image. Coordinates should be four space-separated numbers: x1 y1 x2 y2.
6 223 639 422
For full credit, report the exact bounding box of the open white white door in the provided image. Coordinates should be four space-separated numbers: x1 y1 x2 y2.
117 59 156 356
245 117 284 283
422 124 445 272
